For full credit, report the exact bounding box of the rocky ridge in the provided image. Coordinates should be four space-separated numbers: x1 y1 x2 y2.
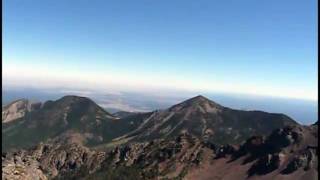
2 99 41 123
2 123 317 180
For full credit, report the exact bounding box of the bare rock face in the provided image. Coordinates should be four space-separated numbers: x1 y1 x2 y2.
281 146 318 174
1 124 318 180
36 143 106 178
102 132 209 180
2 99 41 123
2 142 106 180
232 124 317 179
248 153 281 176
2 150 47 180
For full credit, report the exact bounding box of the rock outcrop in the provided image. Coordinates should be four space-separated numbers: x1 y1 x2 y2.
2 99 41 123
2 124 317 180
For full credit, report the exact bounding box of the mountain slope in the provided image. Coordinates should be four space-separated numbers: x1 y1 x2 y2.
118 95 297 145
2 96 144 152
2 99 41 123
2 95 297 152
2 95 316 180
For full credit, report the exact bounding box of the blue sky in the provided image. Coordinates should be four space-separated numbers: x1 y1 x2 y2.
3 0 318 100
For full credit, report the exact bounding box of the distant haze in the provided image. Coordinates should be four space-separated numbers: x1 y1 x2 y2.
2 86 317 125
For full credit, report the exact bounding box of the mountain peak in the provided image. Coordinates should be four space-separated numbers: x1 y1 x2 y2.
169 95 223 112
51 95 100 108
187 95 210 103
56 95 114 116
181 95 221 106
59 95 91 102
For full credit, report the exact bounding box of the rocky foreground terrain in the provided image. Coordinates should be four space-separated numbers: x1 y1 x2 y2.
2 123 318 180
2 95 318 179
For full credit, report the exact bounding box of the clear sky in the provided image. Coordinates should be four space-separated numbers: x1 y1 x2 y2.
3 0 318 100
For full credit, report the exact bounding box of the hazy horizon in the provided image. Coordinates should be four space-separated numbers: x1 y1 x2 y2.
2 86 317 125
3 0 318 101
